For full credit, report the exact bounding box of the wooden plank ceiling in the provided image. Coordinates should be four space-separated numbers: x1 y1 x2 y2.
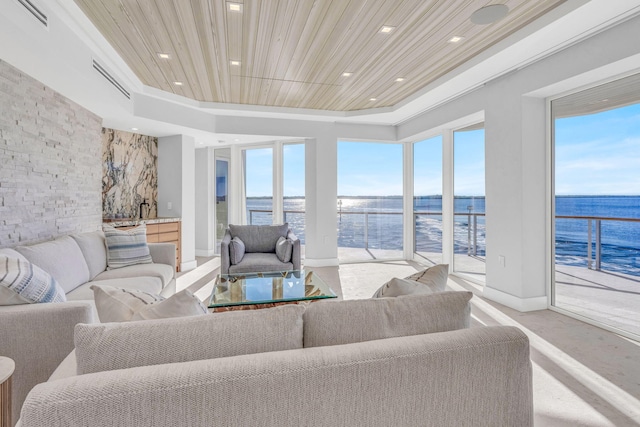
74 0 566 111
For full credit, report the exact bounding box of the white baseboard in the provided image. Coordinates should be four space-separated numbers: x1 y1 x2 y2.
482 286 547 312
195 249 216 257
303 258 339 268
180 259 199 272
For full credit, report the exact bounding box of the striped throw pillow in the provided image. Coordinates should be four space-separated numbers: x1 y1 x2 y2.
0 255 66 305
103 224 153 270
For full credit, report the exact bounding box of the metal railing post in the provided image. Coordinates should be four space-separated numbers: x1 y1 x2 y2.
249 210 253 225
473 214 478 256
364 212 369 250
467 207 472 255
587 219 593 269
595 219 602 270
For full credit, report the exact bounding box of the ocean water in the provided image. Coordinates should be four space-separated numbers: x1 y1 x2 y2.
246 195 640 276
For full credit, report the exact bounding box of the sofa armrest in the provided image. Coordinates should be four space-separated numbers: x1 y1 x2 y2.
220 229 232 274
287 229 301 271
0 302 94 426
148 243 176 274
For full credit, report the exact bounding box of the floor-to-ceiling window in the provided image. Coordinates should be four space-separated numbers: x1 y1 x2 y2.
337 141 403 262
244 147 273 225
453 125 486 281
552 73 640 338
283 143 305 244
414 135 443 265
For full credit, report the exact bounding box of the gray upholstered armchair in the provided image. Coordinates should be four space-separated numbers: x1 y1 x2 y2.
220 224 301 274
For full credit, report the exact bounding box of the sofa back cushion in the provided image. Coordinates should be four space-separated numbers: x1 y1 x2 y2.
303 291 472 348
71 231 107 280
229 224 288 253
74 303 306 374
16 236 90 294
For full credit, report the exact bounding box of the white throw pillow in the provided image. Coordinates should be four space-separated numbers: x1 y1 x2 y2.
91 284 206 322
0 255 66 305
372 264 449 298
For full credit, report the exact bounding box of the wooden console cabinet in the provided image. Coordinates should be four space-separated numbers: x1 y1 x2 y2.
145 221 181 272
112 220 181 272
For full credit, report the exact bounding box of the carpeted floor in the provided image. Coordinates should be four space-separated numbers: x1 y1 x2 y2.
181 258 640 427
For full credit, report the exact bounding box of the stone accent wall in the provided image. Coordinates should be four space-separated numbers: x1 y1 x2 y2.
102 129 158 219
0 59 103 247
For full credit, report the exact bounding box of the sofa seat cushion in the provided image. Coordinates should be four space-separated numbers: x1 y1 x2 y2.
16 236 90 294
65 277 163 301
74 303 306 374
70 231 107 280
229 224 288 253
228 253 293 274
303 291 472 348
92 263 174 287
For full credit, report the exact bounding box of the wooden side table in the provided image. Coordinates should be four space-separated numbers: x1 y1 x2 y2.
0 357 14 427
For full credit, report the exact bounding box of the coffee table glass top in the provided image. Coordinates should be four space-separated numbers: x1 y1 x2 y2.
208 270 337 308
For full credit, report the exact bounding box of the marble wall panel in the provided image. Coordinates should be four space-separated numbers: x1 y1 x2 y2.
102 128 158 219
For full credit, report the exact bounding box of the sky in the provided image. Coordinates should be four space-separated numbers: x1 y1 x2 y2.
555 103 640 195
244 101 640 198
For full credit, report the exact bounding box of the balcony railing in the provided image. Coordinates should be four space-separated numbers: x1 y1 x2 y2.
248 208 640 275
556 215 640 272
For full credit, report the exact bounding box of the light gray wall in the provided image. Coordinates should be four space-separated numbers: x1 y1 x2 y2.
194 147 214 256
0 59 102 247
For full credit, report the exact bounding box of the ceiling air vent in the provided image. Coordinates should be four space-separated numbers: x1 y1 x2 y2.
15 0 48 27
92 60 131 99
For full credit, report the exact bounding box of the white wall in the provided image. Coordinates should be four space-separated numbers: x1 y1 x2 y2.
158 135 197 271
194 147 215 256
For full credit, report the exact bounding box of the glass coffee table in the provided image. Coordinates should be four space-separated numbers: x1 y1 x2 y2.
208 270 337 312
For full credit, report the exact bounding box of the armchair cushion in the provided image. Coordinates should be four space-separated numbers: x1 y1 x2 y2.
275 236 293 262
229 224 288 253
229 236 246 264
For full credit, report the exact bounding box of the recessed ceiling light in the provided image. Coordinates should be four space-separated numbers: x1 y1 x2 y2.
174 81 183 86
370 98 377 101
470 4 509 25
395 77 405 82
233 138 240 142
379 26 395 34
228 2 243 12
157 53 170 59
131 127 138 131
230 60 241 66
448 36 464 43
342 72 353 77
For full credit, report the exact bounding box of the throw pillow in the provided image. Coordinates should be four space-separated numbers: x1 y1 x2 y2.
372 277 435 298
91 284 207 322
229 236 246 265
74 303 306 374
0 255 66 305
405 264 449 290
103 224 153 270
132 289 208 321
372 264 449 298
275 236 293 263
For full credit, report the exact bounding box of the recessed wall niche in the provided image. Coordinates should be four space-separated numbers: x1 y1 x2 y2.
102 128 158 219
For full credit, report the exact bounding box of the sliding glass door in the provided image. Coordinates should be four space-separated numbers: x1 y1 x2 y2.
552 73 640 338
414 135 443 265
453 125 486 281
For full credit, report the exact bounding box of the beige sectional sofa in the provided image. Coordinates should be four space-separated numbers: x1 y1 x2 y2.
18 291 534 427
0 230 176 426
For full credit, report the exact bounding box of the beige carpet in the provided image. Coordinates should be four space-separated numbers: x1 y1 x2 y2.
181 258 640 427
